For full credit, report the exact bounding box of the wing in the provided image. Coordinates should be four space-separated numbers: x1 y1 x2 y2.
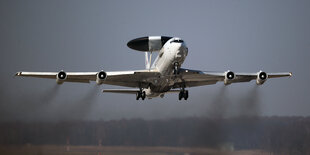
173 68 292 88
15 71 97 83
103 89 139 94
15 70 160 88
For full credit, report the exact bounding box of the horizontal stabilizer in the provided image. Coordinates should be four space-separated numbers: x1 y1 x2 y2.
102 89 181 95
102 89 139 94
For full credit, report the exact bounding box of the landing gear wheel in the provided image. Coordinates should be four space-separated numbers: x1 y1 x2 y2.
173 62 179 75
178 89 188 100
136 92 141 100
184 90 189 100
141 91 146 100
178 91 183 100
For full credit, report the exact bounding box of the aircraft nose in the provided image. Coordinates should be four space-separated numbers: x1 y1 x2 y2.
180 43 186 49
180 43 188 54
176 44 188 58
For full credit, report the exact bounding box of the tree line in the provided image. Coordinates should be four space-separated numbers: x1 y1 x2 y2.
0 116 309 154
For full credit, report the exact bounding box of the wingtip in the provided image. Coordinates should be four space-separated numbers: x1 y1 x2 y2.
15 72 21 76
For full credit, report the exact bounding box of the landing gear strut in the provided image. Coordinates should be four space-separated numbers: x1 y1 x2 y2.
178 88 188 100
136 89 146 100
173 62 180 75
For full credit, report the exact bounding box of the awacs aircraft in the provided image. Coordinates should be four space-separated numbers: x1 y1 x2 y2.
16 36 292 100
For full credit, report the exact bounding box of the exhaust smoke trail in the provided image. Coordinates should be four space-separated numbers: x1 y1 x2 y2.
39 84 60 104
20 84 60 107
206 85 262 118
0 84 60 122
207 85 229 119
194 86 229 149
235 85 261 117
197 85 262 150
59 85 100 121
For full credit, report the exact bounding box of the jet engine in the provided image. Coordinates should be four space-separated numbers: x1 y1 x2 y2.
96 70 107 85
256 71 268 85
56 70 67 84
224 70 235 85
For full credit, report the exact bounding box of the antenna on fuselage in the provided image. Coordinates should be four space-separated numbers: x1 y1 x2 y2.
145 52 149 69
145 51 153 71
149 52 152 71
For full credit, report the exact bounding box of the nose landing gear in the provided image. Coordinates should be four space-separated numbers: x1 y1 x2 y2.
178 88 188 100
173 62 180 75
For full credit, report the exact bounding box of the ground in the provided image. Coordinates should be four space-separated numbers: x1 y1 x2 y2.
0 145 270 155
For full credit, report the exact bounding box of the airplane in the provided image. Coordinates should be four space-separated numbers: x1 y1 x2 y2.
15 36 292 100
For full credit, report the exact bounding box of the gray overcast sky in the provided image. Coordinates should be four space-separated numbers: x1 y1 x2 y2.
0 0 309 121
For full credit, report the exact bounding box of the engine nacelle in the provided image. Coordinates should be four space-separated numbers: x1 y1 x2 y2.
256 71 268 85
96 70 107 85
224 70 235 85
56 70 67 84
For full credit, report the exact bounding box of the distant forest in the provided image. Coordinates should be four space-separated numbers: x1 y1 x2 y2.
0 116 309 154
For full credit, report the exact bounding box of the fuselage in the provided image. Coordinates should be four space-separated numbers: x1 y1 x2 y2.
144 37 188 98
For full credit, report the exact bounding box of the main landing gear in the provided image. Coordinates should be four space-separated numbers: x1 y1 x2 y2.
173 62 180 75
178 88 188 100
136 89 146 100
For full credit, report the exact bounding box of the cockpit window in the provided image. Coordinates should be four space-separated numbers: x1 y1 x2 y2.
170 39 184 43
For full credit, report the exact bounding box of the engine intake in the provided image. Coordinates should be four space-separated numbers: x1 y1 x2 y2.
256 71 268 85
224 70 235 85
96 70 107 85
56 70 67 84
